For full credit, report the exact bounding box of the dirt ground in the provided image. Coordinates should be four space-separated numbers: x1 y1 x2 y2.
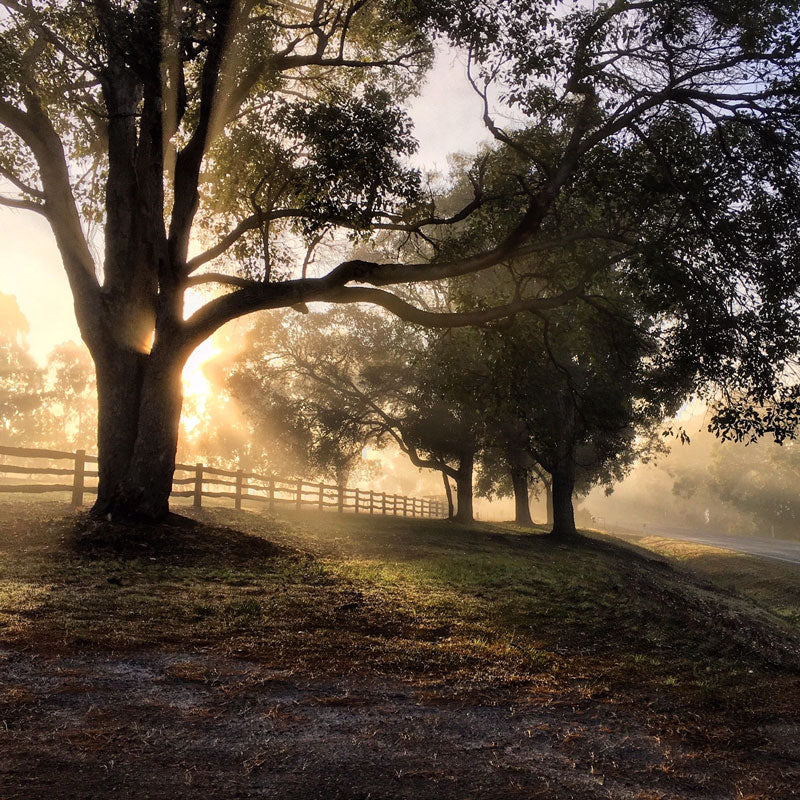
1 502 799 799
3 645 798 800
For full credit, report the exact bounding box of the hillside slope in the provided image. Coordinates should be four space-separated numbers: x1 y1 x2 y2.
1 500 799 799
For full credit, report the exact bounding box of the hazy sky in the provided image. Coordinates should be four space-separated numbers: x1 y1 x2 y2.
0 49 487 363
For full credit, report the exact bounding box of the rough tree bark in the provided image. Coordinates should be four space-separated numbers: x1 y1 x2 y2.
509 464 534 527
453 451 474 524
91 332 190 520
549 458 577 538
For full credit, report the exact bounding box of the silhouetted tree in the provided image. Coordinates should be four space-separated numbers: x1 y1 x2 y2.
43 341 97 450
2 0 799 519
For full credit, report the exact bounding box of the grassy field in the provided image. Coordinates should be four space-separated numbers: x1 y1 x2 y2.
1 500 799 798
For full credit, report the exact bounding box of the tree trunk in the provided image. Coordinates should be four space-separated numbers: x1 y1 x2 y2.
441 469 454 519
453 452 474 524
549 460 576 538
510 465 533 527
90 340 187 522
545 479 554 528
92 346 147 514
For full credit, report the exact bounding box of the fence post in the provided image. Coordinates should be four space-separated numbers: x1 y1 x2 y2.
381 492 386 515
402 496 407 516
369 489 374 514
296 479 303 511
193 462 203 508
269 477 275 511
71 449 85 507
318 482 324 510
354 487 360 514
337 485 344 513
235 469 243 510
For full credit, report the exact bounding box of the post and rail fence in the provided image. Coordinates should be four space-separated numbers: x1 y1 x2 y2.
0 444 446 519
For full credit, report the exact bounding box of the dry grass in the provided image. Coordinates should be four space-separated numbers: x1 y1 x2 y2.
624 534 800 626
1 499 800 799
1 499 798 703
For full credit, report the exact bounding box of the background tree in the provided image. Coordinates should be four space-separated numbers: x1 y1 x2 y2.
231 307 490 521
671 432 800 539
42 341 97 451
475 292 689 537
1 0 799 519
0 292 44 444
229 309 399 490
393 327 487 523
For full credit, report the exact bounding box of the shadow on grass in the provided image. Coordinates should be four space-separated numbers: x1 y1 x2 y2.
2 501 800 699
68 510 296 567
631 540 800 627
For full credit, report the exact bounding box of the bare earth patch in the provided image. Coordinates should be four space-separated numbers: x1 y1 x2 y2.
2 646 798 800
1 500 799 798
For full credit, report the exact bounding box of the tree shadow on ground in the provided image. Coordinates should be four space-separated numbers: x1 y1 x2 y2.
68 510 296 567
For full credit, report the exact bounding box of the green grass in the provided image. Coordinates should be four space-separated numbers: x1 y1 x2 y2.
1 500 799 711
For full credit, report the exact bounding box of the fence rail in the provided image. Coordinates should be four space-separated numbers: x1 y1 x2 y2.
0 444 445 519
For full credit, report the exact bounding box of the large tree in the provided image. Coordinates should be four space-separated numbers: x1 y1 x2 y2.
230 307 483 521
483 304 687 537
1 0 798 519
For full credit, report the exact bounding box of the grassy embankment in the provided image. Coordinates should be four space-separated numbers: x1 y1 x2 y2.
1 499 799 712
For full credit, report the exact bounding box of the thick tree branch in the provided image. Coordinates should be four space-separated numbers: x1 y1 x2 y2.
0 165 44 198
185 192 485 274
322 285 587 327
0 98 99 317
168 0 236 268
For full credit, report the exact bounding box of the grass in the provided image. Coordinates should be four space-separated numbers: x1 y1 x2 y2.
2 499 800 800
1 499 799 716
621 534 800 626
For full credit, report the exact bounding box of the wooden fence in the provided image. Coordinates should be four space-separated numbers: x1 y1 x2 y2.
0 444 445 518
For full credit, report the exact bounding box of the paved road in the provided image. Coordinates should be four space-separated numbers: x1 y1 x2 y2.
612 526 800 566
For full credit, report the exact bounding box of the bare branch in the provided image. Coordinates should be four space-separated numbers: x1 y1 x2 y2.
0 165 44 198
0 194 47 214
184 193 486 275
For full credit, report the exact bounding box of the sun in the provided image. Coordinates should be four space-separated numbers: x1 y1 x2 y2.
183 337 219 398
179 286 251 436
182 286 222 401
180 337 221 435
